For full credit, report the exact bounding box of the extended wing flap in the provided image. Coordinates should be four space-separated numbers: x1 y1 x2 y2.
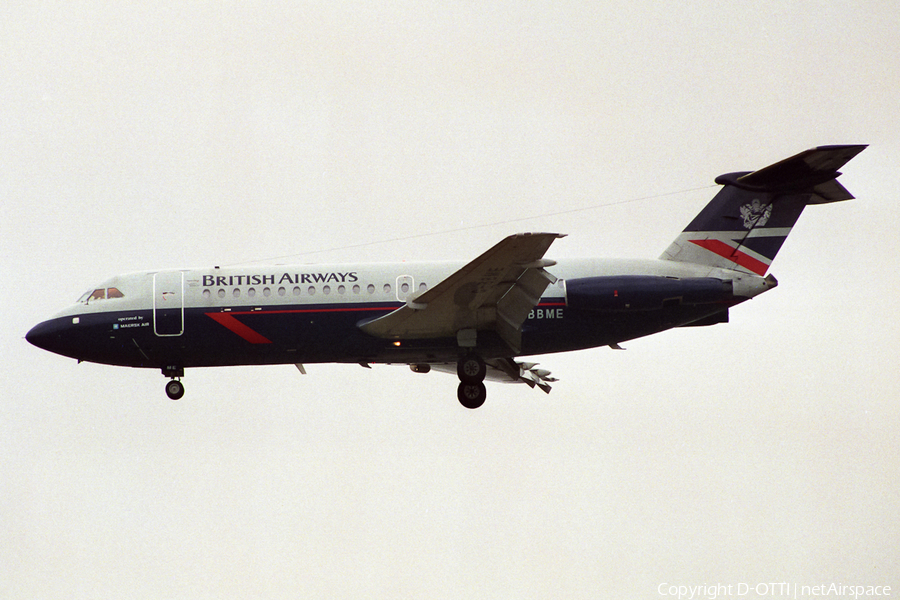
495 266 559 353
359 232 564 345
424 358 557 393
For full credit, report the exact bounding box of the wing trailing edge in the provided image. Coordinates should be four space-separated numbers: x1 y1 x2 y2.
424 358 558 393
359 232 565 353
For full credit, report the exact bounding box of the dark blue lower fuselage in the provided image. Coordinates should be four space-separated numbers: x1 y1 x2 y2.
26 295 733 372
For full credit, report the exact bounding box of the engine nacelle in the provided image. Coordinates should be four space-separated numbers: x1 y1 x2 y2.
564 276 733 312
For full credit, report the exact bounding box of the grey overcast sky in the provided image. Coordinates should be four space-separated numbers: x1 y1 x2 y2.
3 2 899 598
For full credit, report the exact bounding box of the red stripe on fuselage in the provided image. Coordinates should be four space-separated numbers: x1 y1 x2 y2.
206 300 567 344
205 312 273 344
204 306 399 344
689 239 769 276
225 306 393 316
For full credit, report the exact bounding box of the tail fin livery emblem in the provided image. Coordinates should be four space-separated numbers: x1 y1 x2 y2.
740 200 771 229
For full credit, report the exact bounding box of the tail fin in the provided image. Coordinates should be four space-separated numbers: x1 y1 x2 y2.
661 145 866 275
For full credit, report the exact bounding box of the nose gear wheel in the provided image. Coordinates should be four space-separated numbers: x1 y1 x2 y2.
165 379 184 400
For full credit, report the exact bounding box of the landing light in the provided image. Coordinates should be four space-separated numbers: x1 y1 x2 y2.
393 341 402 347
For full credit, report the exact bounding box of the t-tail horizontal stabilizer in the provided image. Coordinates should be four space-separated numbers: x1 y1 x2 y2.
661 145 866 275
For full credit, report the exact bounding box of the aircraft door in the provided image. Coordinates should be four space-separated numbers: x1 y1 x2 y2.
396 275 414 303
153 271 184 336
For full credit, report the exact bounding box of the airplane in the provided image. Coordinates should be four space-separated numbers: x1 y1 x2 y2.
26 145 865 408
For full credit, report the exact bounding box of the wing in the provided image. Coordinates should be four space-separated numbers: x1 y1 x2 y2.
427 358 558 393
359 232 565 354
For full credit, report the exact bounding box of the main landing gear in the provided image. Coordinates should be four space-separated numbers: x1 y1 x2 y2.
457 353 487 409
162 366 185 400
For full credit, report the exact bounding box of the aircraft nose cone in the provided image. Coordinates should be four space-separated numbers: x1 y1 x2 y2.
26 319 59 352
26 317 82 359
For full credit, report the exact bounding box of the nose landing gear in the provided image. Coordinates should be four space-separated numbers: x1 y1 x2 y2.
165 379 185 400
162 365 185 400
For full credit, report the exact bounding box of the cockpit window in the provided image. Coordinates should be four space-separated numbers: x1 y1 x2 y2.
79 287 125 303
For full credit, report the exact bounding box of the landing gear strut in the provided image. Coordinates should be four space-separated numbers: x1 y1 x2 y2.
457 353 487 409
